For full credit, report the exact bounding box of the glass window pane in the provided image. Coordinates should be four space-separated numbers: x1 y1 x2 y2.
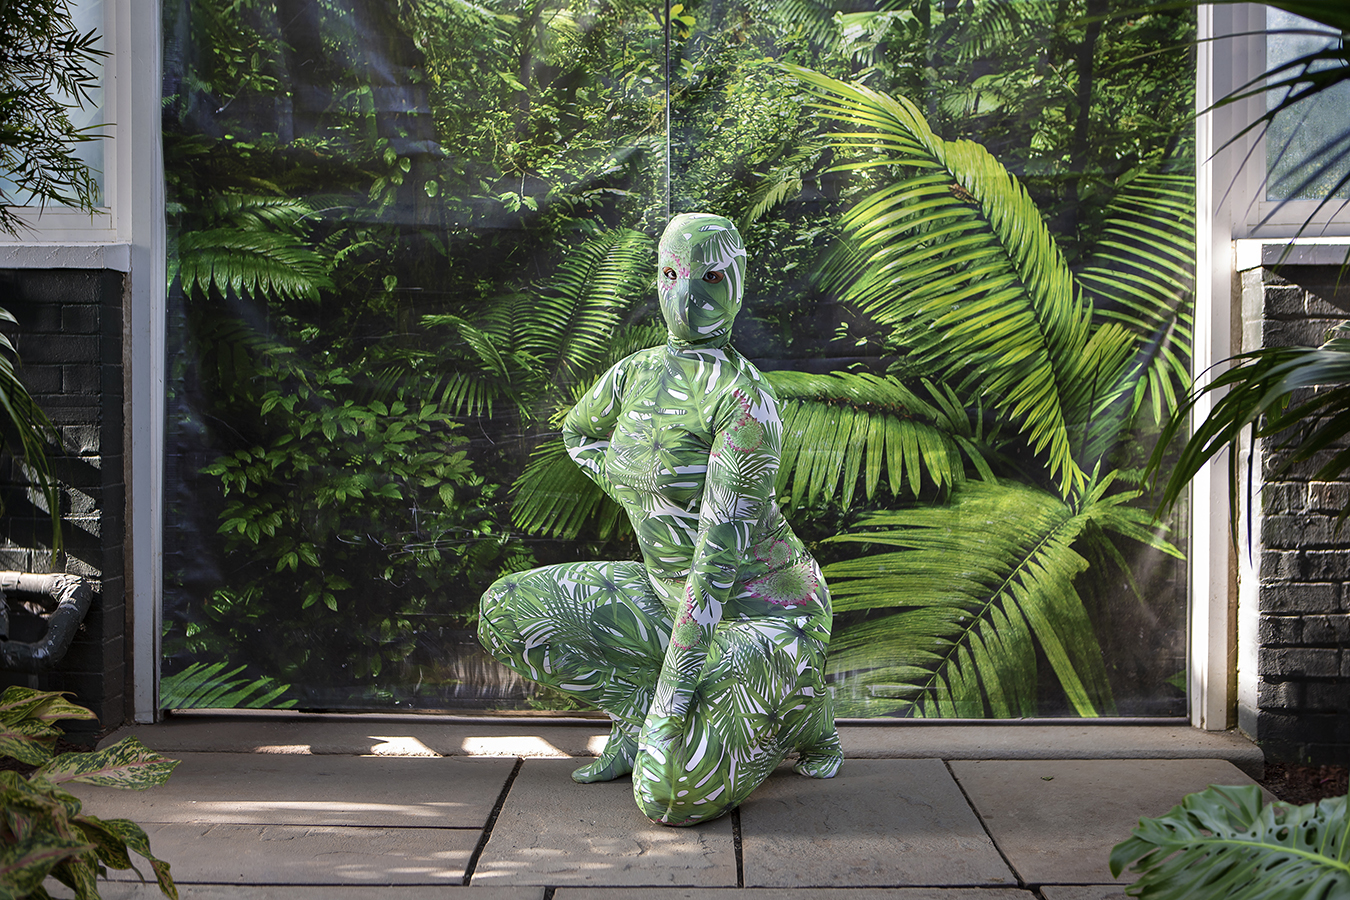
0 0 104 206
1266 7 1350 201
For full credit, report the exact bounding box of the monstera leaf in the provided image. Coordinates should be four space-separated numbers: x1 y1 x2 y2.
1111 784 1350 900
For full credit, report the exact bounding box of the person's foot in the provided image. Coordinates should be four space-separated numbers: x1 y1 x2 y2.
572 727 638 783
793 727 842 779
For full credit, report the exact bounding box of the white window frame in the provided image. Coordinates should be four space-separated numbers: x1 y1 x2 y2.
1198 3 1350 735
0 0 164 724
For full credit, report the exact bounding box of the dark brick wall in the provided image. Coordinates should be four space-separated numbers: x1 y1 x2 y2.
0 268 126 740
1254 266 1350 766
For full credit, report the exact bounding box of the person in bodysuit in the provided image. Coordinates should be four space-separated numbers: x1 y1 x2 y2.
478 212 841 826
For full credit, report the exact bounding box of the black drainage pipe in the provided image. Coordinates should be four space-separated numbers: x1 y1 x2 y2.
0 573 93 673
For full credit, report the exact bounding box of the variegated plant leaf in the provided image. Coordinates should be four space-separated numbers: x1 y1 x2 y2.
49 849 100 900
35 737 179 790
99 817 177 899
0 835 92 900
0 687 98 767
76 814 135 871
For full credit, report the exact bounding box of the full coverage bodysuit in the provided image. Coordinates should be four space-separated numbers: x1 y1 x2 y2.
479 213 841 826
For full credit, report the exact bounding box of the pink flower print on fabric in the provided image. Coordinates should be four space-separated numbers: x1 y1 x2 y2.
726 390 764 452
670 584 698 650
658 257 691 297
753 538 792 569
746 561 820 608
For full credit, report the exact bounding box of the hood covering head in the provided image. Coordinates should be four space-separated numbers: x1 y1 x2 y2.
658 213 746 348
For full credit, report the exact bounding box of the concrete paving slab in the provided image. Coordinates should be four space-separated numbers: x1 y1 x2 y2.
102 823 479 885
839 725 1262 777
950 759 1264 885
102 714 1261 776
556 890 1035 899
102 714 609 758
82 887 543 900
738 759 1016 888
473 759 736 887
69 753 514 828
1039 888 1128 900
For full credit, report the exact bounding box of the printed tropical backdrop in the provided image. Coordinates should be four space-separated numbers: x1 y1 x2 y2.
162 0 1196 716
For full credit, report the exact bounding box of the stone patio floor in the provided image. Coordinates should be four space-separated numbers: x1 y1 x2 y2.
68 712 1265 900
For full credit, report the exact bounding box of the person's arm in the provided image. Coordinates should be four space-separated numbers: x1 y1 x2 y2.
641 381 782 751
562 360 625 492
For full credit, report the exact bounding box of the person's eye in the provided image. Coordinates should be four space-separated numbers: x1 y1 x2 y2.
663 267 678 280
702 270 725 284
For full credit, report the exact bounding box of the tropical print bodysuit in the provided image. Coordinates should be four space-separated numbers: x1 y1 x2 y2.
479 213 841 826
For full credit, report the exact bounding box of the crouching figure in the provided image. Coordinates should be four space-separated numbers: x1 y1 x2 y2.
478 213 841 826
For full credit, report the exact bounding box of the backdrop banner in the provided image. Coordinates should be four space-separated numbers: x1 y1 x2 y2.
162 0 1195 716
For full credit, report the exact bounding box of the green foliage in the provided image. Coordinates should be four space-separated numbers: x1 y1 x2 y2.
766 370 990 509
1110 784 1350 900
0 0 84 548
824 477 1177 717
196 356 501 686
160 661 297 710
0 313 60 551
161 0 1198 716
1208 1 1350 212
1079 171 1195 429
174 196 334 303
0 687 178 899
774 63 1193 717
1150 324 1350 528
0 0 104 236
1145 1 1350 535
797 65 1131 497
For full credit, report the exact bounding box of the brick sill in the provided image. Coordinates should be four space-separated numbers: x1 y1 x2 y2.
1237 238 1350 270
0 243 131 272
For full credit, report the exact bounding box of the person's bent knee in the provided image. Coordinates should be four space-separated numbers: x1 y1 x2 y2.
477 576 521 663
632 760 734 826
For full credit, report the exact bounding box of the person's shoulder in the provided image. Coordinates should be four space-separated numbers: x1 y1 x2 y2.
709 352 780 424
723 350 776 401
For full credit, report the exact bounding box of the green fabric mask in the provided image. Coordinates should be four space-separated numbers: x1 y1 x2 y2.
658 213 747 348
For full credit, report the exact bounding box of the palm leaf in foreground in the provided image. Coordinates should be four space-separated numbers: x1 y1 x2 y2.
1110 785 1350 900
1149 324 1350 524
789 64 1095 496
822 479 1167 719
0 309 60 550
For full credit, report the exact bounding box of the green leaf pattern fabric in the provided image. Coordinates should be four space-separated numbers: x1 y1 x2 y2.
479 214 840 826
